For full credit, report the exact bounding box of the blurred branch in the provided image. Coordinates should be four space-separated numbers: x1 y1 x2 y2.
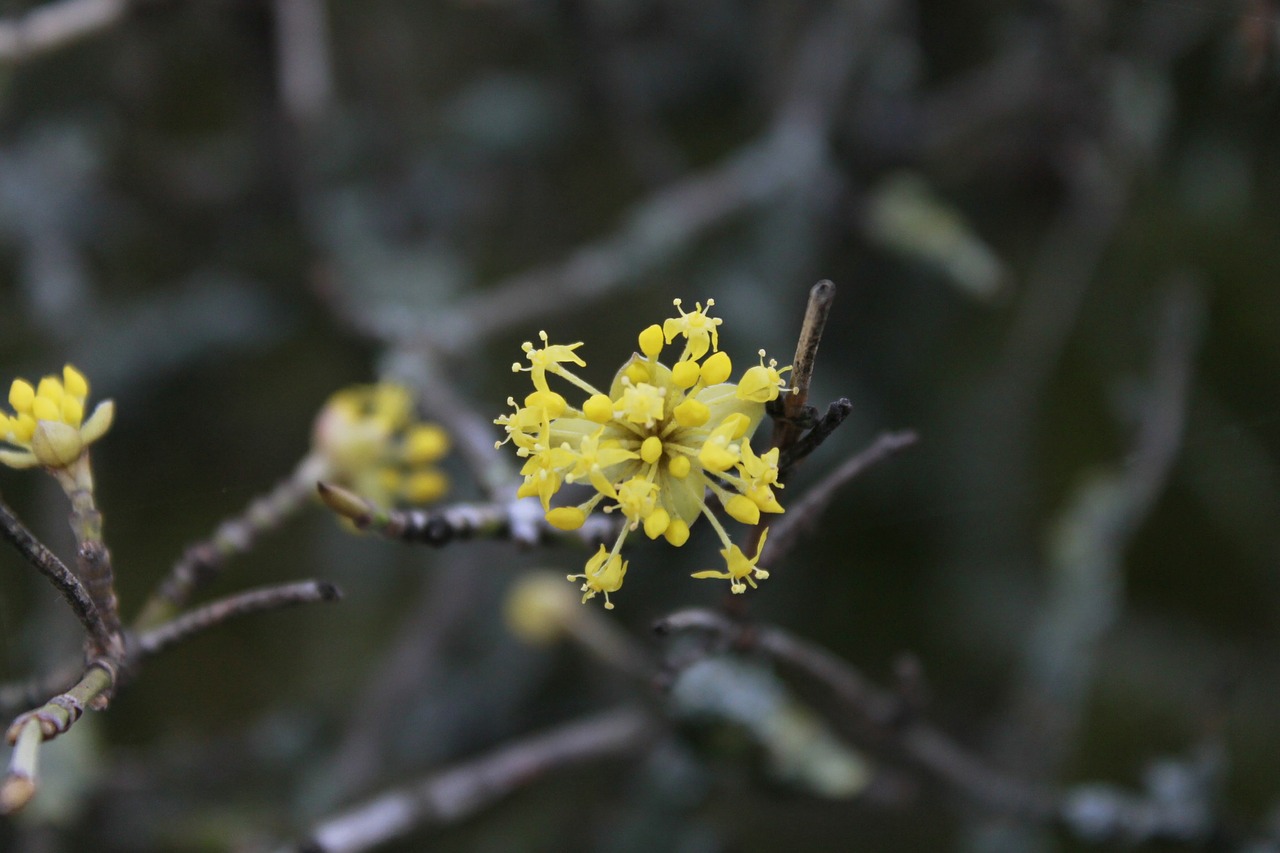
655 610 1242 844
294 707 655 853
397 0 880 354
0 0 131 64
135 455 329 629
768 429 920 562
136 580 342 658
996 277 1204 782
273 0 333 124
654 609 1056 820
0 494 114 654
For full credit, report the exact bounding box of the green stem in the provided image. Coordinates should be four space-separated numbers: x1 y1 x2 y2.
55 454 122 643
0 663 115 814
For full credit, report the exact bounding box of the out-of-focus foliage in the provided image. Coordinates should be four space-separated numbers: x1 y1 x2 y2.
0 0 1278 850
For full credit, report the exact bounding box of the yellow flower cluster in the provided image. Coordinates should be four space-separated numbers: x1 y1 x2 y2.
496 299 790 607
312 383 450 506
0 365 114 470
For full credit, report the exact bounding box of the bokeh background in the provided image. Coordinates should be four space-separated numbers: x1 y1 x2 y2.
0 0 1279 850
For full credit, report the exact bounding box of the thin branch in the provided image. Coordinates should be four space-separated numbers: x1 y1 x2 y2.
771 280 836 452
393 2 874 355
767 429 919 562
0 0 129 64
996 277 1204 781
136 580 342 658
0 494 114 654
295 707 654 853
135 455 326 629
777 397 854 473
272 0 333 124
317 482 620 550
0 661 115 813
654 609 1057 820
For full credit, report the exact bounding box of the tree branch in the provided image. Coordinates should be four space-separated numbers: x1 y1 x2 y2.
0 0 131 64
136 580 342 658
295 707 654 853
0 494 114 654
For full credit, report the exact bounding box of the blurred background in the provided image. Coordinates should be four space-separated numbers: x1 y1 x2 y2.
0 0 1278 850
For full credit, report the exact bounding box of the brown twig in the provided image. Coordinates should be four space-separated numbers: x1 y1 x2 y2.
136 580 342 658
0 494 114 655
771 280 836 453
295 707 654 853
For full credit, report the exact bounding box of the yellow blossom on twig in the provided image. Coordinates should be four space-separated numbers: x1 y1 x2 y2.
312 383 450 506
496 298 791 606
0 365 114 470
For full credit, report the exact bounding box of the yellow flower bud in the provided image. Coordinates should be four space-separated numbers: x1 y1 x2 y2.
664 518 690 547
643 507 670 539
671 360 700 389
725 494 761 525
405 424 450 463
8 379 33 413
404 470 448 503
640 435 663 464
668 454 691 478
638 324 664 359
673 398 709 427
700 351 732 385
582 394 614 423
62 364 88 398
546 506 586 530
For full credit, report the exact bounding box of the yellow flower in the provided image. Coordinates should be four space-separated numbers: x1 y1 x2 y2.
566 545 628 609
496 299 789 606
0 365 114 470
313 383 450 505
692 528 771 594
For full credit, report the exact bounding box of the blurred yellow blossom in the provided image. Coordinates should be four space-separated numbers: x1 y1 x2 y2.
312 383 450 506
496 298 790 606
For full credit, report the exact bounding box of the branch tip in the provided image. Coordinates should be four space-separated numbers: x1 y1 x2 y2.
316 581 343 602
317 481 373 527
0 775 33 814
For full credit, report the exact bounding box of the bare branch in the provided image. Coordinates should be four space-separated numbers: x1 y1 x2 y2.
135 455 325 629
136 580 342 658
771 280 836 452
1 661 115 814
317 482 620 550
654 609 1057 820
296 707 654 853
768 429 919 562
0 494 114 654
0 0 129 64
272 0 333 124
